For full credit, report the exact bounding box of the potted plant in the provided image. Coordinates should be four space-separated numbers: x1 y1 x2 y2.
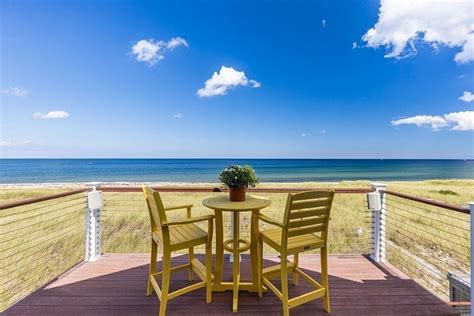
218 165 259 201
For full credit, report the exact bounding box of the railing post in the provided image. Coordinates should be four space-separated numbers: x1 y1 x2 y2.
85 182 103 262
369 183 386 263
470 202 473 316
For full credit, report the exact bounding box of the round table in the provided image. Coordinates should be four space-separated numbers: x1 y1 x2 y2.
202 195 271 313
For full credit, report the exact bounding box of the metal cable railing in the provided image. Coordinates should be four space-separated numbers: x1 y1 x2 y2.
0 191 87 312
380 192 470 313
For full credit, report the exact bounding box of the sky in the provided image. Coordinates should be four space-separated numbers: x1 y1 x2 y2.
1 0 473 159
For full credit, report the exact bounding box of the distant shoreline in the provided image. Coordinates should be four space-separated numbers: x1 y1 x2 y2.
1 179 472 189
0 181 349 189
1 158 473 160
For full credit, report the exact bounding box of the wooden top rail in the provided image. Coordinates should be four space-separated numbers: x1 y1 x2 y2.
382 189 470 215
0 186 371 211
99 186 374 194
0 188 88 210
1 186 469 215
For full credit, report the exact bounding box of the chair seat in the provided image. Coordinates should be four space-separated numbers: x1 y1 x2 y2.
153 223 208 250
261 228 325 254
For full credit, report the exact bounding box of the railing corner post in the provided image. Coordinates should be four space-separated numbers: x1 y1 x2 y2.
369 182 386 263
85 182 103 262
469 202 473 316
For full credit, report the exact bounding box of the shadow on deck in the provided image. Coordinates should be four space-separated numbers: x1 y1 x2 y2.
5 254 457 315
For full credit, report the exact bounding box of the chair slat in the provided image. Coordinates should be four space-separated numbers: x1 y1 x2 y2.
289 207 329 219
288 223 326 237
290 199 330 210
288 216 327 228
169 226 188 244
291 191 333 201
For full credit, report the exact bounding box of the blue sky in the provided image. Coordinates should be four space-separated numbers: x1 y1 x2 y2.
1 0 473 159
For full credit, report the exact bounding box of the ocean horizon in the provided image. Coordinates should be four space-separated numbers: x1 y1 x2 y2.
0 158 473 184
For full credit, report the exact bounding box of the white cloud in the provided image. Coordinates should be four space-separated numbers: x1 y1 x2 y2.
1 87 29 97
166 37 188 50
0 140 35 146
454 33 474 63
197 66 261 97
131 37 188 66
131 39 164 65
322 19 326 28
391 115 448 130
249 79 261 88
459 91 474 102
362 0 474 63
300 132 312 137
391 111 474 131
444 111 474 131
352 42 358 49
173 112 183 119
320 129 327 134
33 110 70 119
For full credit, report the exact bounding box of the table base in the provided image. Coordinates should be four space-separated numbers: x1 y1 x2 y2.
213 282 267 293
201 197 272 313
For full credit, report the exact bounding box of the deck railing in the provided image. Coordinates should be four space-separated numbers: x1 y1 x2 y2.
0 183 471 314
0 188 88 312
385 192 471 314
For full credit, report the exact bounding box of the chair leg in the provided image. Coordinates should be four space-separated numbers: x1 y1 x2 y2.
281 252 290 316
321 247 330 313
257 239 263 298
147 239 157 296
205 241 212 303
292 253 299 286
159 249 171 316
188 247 194 281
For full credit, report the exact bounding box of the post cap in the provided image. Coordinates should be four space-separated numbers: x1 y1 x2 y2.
371 182 387 190
86 182 102 191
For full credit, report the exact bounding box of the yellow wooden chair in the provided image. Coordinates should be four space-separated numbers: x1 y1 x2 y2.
142 186 214 316
255 190 335 315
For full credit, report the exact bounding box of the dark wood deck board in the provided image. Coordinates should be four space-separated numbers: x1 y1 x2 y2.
4 254 458 315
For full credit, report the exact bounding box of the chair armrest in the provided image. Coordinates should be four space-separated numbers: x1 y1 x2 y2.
164 204 193 211
163 215 214 226
257 213 284 228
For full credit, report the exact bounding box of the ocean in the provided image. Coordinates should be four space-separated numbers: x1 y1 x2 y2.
0 159 473 184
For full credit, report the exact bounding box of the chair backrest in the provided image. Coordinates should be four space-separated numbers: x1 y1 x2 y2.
282 190 335 242
142 186 168 239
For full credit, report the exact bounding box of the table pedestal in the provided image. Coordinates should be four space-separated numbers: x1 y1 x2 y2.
213 209 262 312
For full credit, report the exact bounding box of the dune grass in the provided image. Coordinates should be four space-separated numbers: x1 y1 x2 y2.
0 187 75 203
101 189 371 255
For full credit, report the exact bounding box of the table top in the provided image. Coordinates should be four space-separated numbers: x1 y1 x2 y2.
202 195 271 212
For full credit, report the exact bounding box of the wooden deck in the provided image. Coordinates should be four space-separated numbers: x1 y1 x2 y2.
5 254 457 315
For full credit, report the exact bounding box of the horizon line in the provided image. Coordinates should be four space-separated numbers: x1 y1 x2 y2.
1 157 473 161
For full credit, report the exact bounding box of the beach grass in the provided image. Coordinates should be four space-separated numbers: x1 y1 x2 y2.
0 179 472 310
0 187 74 203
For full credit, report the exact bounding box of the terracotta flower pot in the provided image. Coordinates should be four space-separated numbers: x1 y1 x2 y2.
229 187 246 202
